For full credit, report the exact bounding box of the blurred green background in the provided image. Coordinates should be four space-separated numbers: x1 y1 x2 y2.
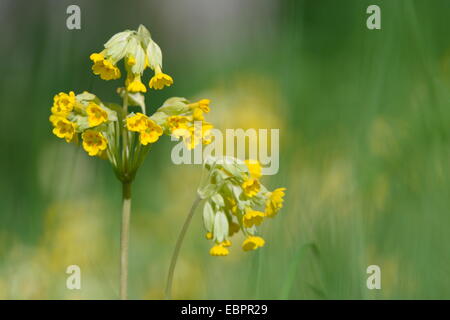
1 0 450 299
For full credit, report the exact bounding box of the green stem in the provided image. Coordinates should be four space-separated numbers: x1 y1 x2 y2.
122 91 130 175
120 181 132 300
165 195 202 299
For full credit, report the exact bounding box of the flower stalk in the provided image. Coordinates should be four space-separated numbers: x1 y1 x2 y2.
165 195 201 300
120 181 132 300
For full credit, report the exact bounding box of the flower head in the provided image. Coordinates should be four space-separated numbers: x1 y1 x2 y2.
51 91 76 116
197 156 286 256
126 113 149 132
86 102 108 127
166 116 190 137
209 244 229 256
90 54 121 80
149 71 173 90
82 130 108 156
245 159 262 179
197 99 210 113
126 75 147 93
243 209 265 228
242 236 265 251
139 119 163 145
265 188 286 218
50 116 76 143
242 178 261 197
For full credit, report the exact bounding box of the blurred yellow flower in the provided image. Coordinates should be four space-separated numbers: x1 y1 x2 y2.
243 209 265 228
265 187 286 218
242 236 265 251
51 91 75 116
221 240 232 247
242 178 260 197
149 71 173 90
86 102 108 127
82 130 107 156
139 119 163 145
90 53 121 80
127 75 147 93
245 159 262 179
50 116 76 143
126 113 149 132
167 116 190 137
228 221 240 236
205 232 213 240
209 244 229 256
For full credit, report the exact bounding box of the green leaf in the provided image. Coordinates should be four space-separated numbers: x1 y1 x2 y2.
214 211 229 243
202 201 214 232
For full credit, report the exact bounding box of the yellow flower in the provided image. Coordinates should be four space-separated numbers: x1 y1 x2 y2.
127 75 147 93
228 221 240 236
51 116 76 143
166 116 190 137
205 232 213 240
139 119 163 145
89 52 104 63
82 130 108 156
190 99 211 113
242 178 260 197
192 108 204 121
126 113 149 132
198 99 210 113
242 236 265 252
184 121 213 149
51 91 76 116
221 240 232 247
91 53 121 80
149 71 173 90
245 159 262 179
209 244 229 256
243 209 265 228
86 102 108 127
265 188 286 218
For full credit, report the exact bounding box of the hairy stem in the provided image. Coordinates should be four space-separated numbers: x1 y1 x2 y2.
120 181 132 300
165 195 202 299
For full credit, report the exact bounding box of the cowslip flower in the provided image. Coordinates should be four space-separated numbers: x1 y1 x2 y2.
265 188 287 218
139 119 163 145
82 130 108 156
149 67 173 90
150 97 215 150
51 91 76 116
242 236 265 251
90 52 121 80
242 209 265 228
51 116 76 142
126 112 150 132
194 156 286 255
242 178 261 197
86 102 108 127
209 244 229 256
126 74 147 93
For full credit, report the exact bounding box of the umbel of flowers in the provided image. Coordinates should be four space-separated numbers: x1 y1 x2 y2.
48 25 214 300
198 157 286 256
49 25 213 181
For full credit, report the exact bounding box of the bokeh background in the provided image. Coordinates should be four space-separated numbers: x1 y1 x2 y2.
1 0 450 299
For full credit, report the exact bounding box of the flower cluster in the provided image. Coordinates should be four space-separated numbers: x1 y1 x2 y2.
89 25 173 92
197 157 286 256
49 25 214 186
150 97 214 149
49 91 117 157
